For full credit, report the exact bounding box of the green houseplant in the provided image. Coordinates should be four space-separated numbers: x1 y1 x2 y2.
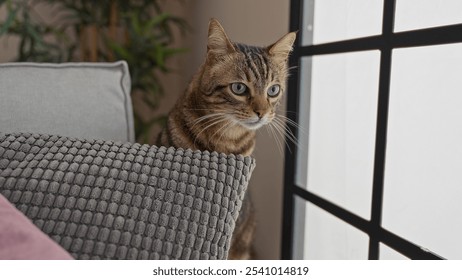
0 0 188 143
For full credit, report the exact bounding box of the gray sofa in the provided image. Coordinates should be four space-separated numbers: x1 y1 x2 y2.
0 62 255 260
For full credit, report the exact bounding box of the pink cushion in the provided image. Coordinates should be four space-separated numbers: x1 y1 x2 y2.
0 194 73 260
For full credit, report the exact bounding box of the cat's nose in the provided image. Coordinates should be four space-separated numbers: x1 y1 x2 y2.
254 110 264 119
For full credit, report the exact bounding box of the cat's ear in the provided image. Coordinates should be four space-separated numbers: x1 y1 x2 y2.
267 32 297 63
207 18 236 57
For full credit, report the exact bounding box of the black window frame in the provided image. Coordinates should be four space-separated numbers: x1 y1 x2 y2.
281 0 462 260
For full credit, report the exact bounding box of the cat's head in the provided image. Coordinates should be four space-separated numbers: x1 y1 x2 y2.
197 18 296 130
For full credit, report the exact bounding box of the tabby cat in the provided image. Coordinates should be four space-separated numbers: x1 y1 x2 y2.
156 18 296 259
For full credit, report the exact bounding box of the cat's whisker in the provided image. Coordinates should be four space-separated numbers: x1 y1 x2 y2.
275 114 298 123
191 116 222 130
275 114 309 137
209 118 233 145
218 119 239 142
187 110 233 129
265 124 283 156
194 116 229 147
278 109 299 115
272 118 300 147
189 111 236 148
270 125 285 155
275 125 287 155
270 122 293 154
195 117 227 137
271 119 303 155
185 108 233 113
190 112 228 131
212 122 228 140
191 112 227 123
287 65 299 72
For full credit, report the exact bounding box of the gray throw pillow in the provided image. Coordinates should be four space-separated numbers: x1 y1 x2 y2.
0 132 255 260
0 62 134 142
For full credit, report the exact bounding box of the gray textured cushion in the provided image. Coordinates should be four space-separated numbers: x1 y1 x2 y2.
0 62 134 142
0 132 255 260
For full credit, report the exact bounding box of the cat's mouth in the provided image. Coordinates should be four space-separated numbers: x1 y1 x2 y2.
240 117 268 130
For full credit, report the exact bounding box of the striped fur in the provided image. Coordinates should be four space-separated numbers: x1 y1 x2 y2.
156 19 296 259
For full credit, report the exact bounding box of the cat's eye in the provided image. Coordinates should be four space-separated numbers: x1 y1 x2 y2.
231 83 247 95
267 84 281 97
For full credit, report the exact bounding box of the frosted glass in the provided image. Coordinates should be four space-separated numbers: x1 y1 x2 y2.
379 243 409 260
383 44 462 259
303 202 369 259
302 0 383 45
297 51 379 219
395 0 462 32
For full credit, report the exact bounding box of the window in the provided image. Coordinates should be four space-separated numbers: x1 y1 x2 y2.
282 0 462 259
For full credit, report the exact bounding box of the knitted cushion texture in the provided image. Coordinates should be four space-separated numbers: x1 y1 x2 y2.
0 132 255 260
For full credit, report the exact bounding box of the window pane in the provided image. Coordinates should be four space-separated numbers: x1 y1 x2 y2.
302 201 369 259
383 44 462 259
395 0 462 32
379 243 409 260
302 0 383 45
296 51 380 219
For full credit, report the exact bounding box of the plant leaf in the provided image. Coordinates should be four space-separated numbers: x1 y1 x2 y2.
0 7 17 36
